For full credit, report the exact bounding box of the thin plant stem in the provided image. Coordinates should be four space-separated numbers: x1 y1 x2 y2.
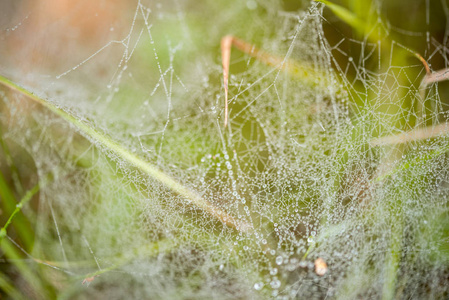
0 180 43 241
370 123 449 146
220 35 320 127
0 169 33 249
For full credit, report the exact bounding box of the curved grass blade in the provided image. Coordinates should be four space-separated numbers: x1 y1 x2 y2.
314 0 368 36
0 75 252 232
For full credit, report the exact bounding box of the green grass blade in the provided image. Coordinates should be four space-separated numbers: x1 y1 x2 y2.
0 272 27 300
382 224 402 300
0 74 251 232
315 0 367 34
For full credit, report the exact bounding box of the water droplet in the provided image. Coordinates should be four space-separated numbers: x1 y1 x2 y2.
276 256 283 265
254 282 263 290
270 279 281 289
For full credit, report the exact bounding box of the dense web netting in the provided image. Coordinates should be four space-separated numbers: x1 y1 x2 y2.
1 0 449 299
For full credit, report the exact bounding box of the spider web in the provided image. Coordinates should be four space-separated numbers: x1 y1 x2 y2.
1 0 449 299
